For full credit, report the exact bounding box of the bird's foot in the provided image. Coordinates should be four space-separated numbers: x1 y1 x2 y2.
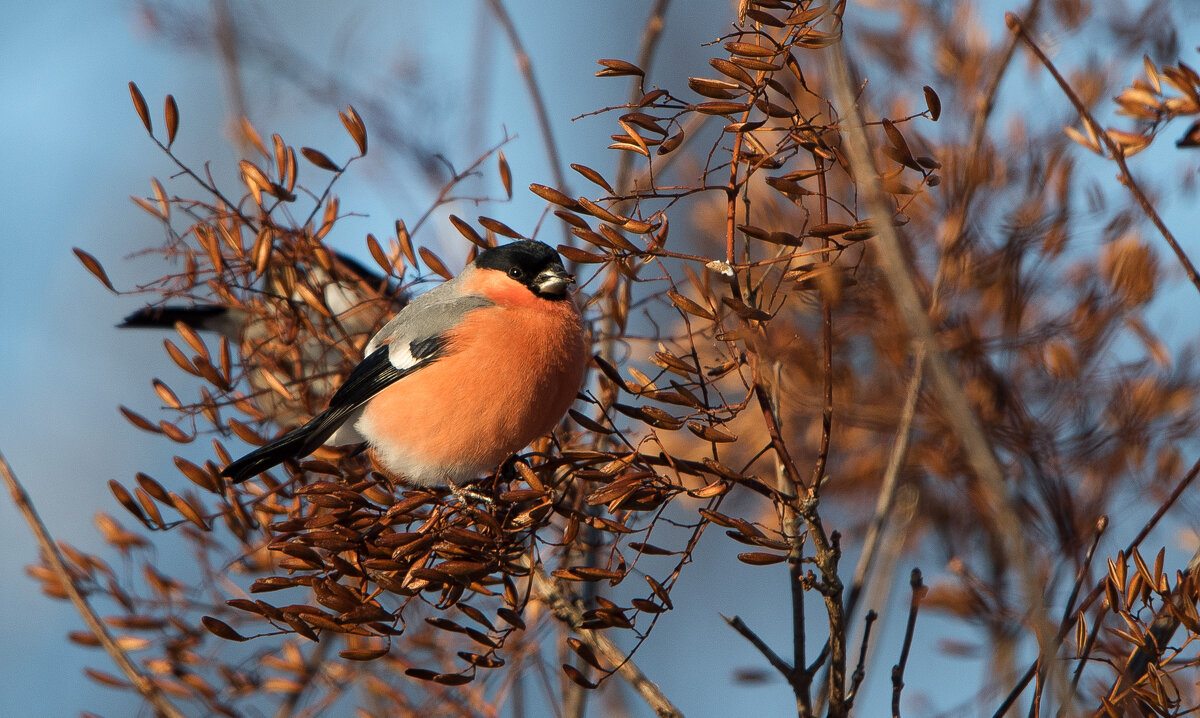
446 479 494 505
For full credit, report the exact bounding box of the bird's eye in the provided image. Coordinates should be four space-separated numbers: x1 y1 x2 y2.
508 266 524 279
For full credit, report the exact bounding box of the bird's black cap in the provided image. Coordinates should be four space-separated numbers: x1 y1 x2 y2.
474 240 572 298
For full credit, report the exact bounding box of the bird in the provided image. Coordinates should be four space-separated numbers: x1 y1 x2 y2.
219 239 589 500
120 250 405 430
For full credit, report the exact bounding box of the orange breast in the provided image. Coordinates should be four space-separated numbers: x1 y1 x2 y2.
357 286 586 487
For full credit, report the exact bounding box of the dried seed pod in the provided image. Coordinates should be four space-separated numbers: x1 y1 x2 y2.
497 150 512 198
595 59 644 77
202 616 247 641
688 77 741 100
923 85 941 121
529 183 579 209
301 147 341 172
128 82 151 133
570 163 615 193
477 216 522 239
418 247 453 280
667 290 716 320
73 248 115 292
711 58 755 86
449 215 488 248
696 101 749 116
339 105 367 155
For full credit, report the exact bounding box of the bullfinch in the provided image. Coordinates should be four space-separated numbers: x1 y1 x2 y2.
121 251 405 429
220 240 589 498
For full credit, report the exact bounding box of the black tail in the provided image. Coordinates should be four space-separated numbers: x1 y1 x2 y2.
221 404 360 483
119 305 229 331
222 343 417 483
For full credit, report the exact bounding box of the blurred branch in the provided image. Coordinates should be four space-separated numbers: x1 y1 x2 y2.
485 0 570 245
847 346 924 621
140 0 446 181
212 0 252 157
1006 11 1200 298
992 516 1107 717
0 450 187 718
809 351 923 715
809 349 925 714
943 0 1042 247
968 0 1041 158
272 639 331 718
825 32 1065 709
998 452 1200 716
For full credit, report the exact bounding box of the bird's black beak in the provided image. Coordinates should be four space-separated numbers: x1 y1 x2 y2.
533 264 575 297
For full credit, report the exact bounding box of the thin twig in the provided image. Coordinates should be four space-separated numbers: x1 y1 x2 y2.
810 168 834 494
1005 12 1200 298
891 569 925 718
816 528 847 718
530 567 683 718
272 638 331 718
485 0 571 247
723 614 795 684
991 516 1108 716
767 360 812 718
846 345 925 620
846 610 878 708
789 527 811 718
613 0 672 196
0 450 187 718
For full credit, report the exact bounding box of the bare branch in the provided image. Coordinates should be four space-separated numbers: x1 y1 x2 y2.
723 614 795 685
891 570 925 718
846 610 878 709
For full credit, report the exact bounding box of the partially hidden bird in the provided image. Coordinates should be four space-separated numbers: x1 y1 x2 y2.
120 250 405 430
219 239 589 498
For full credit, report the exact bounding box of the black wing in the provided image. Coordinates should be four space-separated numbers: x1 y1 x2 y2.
221 337 448 483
